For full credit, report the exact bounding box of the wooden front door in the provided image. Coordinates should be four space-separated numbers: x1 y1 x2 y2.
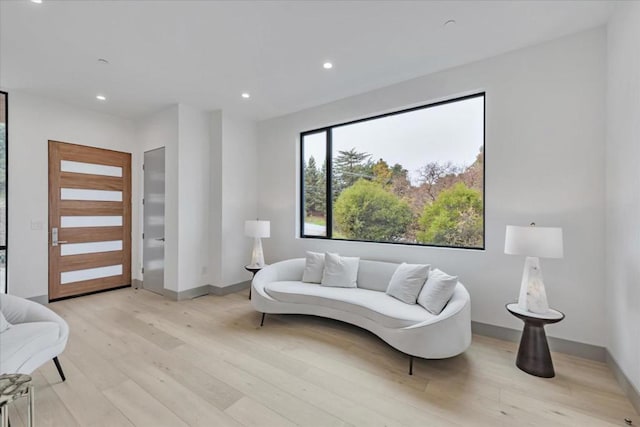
48 141 131 300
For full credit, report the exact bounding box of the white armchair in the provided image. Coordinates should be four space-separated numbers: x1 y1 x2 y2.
0 293 69 381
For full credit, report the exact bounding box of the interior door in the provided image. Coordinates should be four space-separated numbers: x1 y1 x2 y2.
142 147 165 295
48 141 131 300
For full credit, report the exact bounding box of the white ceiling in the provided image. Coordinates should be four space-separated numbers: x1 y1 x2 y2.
0 0 614 121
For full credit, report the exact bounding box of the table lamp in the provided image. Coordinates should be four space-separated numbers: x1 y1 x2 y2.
504 223 563 314
245 220 270 268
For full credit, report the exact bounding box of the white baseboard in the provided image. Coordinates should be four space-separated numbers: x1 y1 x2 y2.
471 321 605 362
606 350 640 416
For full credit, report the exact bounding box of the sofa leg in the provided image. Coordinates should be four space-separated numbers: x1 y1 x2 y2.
53 356 66 382
409 355 414 375
260 313 266 327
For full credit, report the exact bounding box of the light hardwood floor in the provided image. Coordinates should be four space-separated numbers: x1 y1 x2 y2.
6 288 637 426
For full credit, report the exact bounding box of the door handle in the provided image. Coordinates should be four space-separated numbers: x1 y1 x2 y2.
52 228 69 246
155 237 165 242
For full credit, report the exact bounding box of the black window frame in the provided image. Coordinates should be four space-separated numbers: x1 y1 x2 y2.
299 92 486 250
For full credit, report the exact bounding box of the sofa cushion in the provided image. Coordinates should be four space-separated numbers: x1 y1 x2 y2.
265 281 433 328
417 268 458 315
386 263 431 304
302 251 327 284
356 260 401 292
321 253 359 288
0 321 60 374
0 311 10 333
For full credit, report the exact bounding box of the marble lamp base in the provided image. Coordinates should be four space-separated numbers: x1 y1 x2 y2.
517 256 550 314
250 237 265 268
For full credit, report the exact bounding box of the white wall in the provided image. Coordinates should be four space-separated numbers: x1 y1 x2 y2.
605 2 640 392
209 111 223 287
135 105 179 288
7 91 138 299
208 111 259 288
177 104 211 291
220 114 258 286
137 104 211 292
257 29 606 346
137 106 257 292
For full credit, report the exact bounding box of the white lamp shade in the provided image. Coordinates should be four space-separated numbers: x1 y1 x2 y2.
504 225 563 259
245 220 270 238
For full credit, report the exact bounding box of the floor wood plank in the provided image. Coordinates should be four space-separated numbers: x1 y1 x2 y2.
102 379 187 427
12 287 634 427
225 396 298 427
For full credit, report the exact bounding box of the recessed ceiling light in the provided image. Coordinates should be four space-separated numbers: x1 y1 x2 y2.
444 19 456 27
31 0 43 3
323 62 333 69
97 58 110 65
241 92 250 99
96 95 107 101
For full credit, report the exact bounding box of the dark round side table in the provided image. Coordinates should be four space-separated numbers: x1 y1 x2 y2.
506 303 565 378
244 265 263 299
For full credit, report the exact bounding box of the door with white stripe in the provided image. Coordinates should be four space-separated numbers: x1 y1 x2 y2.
48 141 131 300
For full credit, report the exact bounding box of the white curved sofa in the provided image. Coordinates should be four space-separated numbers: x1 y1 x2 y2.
0 293 69 381
251 258 471 372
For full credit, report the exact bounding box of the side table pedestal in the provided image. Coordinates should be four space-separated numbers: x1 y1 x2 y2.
506 303 564 378
244 265 263 299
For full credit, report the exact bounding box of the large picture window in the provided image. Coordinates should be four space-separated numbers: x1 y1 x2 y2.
300 93 485 249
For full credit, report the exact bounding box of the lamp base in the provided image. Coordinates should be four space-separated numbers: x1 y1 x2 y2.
517 256 550 314
250 237 265 268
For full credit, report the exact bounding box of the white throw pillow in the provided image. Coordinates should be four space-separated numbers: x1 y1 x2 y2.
0 310 11 333
321 253 359 288
386 263 431 304
302 251 326 283
417 268 458 315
